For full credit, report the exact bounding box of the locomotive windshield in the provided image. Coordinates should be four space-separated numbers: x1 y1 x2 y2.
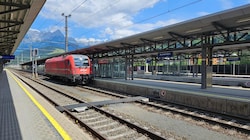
74 56 89 67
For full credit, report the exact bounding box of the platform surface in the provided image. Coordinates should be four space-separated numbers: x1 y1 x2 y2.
0 69 92 140
0 70 63 140
96 77 250 101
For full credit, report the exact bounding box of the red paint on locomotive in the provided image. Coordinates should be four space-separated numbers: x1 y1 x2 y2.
45 54 93 84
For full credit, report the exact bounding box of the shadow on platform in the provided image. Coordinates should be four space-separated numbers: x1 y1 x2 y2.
0 71 22 140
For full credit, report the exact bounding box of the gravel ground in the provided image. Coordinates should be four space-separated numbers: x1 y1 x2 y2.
41 80 249 140
106 103 246 140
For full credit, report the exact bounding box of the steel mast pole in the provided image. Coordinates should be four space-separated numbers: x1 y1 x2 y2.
62 13 71 52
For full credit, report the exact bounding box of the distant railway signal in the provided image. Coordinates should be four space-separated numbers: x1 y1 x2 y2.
32 48 39 57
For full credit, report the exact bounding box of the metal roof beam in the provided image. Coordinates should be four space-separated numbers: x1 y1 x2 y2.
0 20 24 30
169 32 186 38
168 32 187 47
0 2 30 7
212 22 229 30
0 23 22 30
140 38 156 43
106 45 117 49
237 32 248 41
212 22 230 41
121 42 134 47
141 37 167 45
0 19 23 24
0 2 30 15
94 48 104 51
192 40 202 46
0 40 15 44
0 32 19 39
0 45 12 49
0 37 17 41
0 30 19 33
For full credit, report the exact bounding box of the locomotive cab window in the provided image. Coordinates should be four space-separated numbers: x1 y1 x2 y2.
74 57 89 67
66 60 70 66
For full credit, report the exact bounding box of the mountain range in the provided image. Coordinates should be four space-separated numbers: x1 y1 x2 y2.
15 29 86 63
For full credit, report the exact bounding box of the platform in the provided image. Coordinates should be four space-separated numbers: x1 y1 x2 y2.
134 73 250 87
0 69 92 140
93 77 250 118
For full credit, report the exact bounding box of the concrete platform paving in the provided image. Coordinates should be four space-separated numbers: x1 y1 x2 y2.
0 69 92 140
93 78 250 118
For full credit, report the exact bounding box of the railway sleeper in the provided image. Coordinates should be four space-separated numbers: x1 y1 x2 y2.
100 125 127 134
86 119 113 126
107 130 138 140
83 116 108 122
93 122 120 130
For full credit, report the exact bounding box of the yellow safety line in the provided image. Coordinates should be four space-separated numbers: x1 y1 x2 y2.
6 69 71 140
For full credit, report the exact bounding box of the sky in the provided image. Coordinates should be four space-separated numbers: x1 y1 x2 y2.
29 0 250 46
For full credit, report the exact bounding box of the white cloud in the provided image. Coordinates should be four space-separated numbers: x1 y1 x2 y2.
73 18 182 42
219 0 233 9
75 37 106 46
40 0 185 44
29 28 41 33
108 28 137 39
197 11 210 16
24 28 42 42
102 18 182 40
103 27 114 35
46 25 64 33
42 0 160 28
41 0 167 41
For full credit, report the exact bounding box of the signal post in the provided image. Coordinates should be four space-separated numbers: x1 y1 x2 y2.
32 48 39 78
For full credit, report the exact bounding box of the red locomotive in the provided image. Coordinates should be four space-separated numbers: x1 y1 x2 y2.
45 54 93 84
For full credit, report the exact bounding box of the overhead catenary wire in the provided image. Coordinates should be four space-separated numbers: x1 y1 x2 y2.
27 0 203 49
82 0 121 21
133 0 202 25
76 0 202 41
70 0 88 14
34 0 89 29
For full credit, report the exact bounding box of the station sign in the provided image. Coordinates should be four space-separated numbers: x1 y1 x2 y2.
146 59 151 63
227 57 240 61
98 59 109 64
158 52 173 58
0 55 15 59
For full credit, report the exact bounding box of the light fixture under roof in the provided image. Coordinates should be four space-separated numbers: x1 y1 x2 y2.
131 41 138 44
185 28 202 34
237 17 250 23
153 36 163 40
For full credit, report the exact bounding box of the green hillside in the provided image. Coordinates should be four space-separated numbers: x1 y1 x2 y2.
10 46 64 65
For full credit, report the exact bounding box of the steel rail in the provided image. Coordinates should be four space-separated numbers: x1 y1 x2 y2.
11 71 108 140
82 85 250 135
12 70 167 140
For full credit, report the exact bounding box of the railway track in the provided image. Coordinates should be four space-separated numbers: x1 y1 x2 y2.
78 85 250 137
11 70 168 140
12 69 250 139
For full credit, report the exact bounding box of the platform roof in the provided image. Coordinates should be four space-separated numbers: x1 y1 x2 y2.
22 4 250 66
70 4 250 55
0 0 46 56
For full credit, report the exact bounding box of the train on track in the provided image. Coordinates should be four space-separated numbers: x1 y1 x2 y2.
45 54 93 84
